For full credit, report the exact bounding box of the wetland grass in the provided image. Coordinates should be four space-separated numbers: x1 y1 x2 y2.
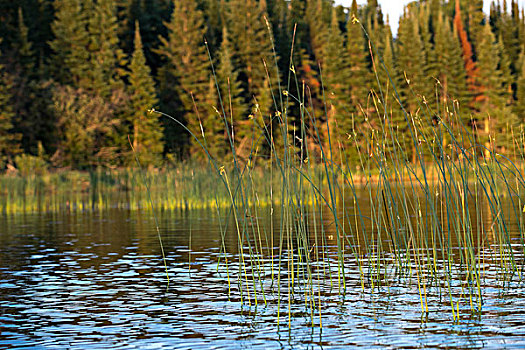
143 21 525 324
1 24 524 326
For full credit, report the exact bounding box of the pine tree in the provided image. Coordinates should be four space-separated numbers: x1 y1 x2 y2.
216 27 248 157
464 0 484 51
157 0 210 156
395 6 430 162
396 8 426 115
50 0 126 166
222 0 280 159
346 0 371 116
200 0 223 56
86 0 126 97
267 0 291 73
15 7 35 74
0 46 21 168
418 2 439 108
306 0 328 63
225 0 278 117
475 21 519 154
499 0 521 78
117 0 172 74
127 23 163 167
2 7 55 157
49 0 91 86
434 9 469 120
321 7 351 157
515 53 525 121
454 0 480 106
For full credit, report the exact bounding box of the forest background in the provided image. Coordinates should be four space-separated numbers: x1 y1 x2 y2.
1 0 525 173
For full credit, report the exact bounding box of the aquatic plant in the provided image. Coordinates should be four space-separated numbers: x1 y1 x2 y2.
143 19 525 325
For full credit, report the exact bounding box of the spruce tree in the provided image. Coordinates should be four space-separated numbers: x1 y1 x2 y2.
499 0 521 78
454 0 480 106
434 9 469 120
117 0 172 74
515 54 525 121
222 0 280 159
396 8 426 115
50 0 126 166
475 21 519 154
346 0 371 116
157 0 210 156
15 8 35 74
225 0 278 117
306 0 328 63
216 27 248 157
395 6 430 162
127 23 163 167
86 0 126 97
322 7 351 157
49 0 91 86
0 46 21 168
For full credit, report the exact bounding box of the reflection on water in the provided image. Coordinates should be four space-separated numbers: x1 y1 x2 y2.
1 208 525 349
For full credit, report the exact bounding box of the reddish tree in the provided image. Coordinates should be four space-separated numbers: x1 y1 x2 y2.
454 0 481 103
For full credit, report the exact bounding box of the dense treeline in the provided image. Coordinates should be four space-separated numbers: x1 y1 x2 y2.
0 0 524 171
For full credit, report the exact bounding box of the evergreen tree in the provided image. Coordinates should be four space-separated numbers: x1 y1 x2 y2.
434 9 469 120
395 6 430 162
49 0 91 86
157 0 210 156
515 53 525 120
7 7 54 156
15 7 34 73
499 0 521 78
418 2 439 108
117 0 172 75
50 0 126 166
267 0 291 73
200 0 223 56
454 0 480 106
222 0 280 159
396 8 426 115
216 27 248 158
225 0 278 117
464 0 484 52
127 23 163 167
306 0 329 64
322 7 351 156
475 21 519 154
86 0 126 97
0 46 21 168
346 0 371 116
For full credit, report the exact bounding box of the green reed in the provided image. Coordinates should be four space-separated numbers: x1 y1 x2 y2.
2 21 524 325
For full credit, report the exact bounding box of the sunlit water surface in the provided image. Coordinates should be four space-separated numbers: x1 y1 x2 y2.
1 208 525 349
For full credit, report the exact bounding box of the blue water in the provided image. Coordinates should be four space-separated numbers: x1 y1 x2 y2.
1 209 525 349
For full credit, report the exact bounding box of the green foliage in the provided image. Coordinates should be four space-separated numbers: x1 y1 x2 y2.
0 49 21 168
475 21 520 153
157 0 210 156
49 0 91 87
0 0 524 170
127 23 163 167
14 142 48 176
515 54 525 120
215 27 248 159
52 85 124 168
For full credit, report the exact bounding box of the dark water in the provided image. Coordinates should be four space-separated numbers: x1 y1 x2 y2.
1 208 525 349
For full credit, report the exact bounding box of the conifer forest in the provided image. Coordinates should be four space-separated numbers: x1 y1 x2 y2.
0 0 525 170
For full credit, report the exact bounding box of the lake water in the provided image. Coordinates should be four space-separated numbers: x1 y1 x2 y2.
1 205 525 349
